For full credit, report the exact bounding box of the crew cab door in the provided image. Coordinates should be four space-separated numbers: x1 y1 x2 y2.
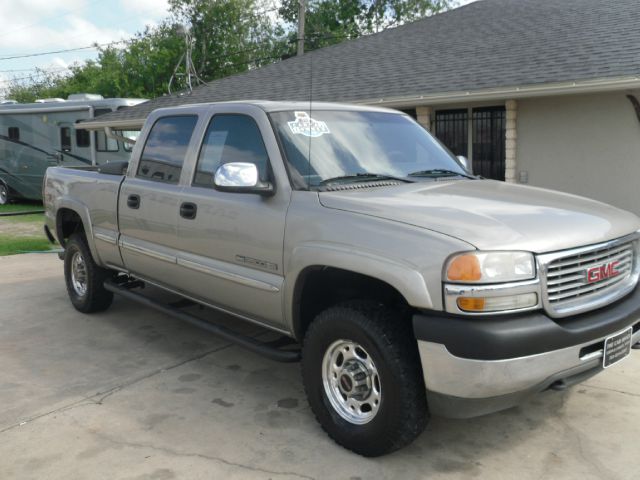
118 114 199 287
174 108 292 330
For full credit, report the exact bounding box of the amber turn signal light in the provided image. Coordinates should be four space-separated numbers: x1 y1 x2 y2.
456 297 486 311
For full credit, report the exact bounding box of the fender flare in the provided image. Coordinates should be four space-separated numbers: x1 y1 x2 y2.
55 196 102 264
284 242 434 334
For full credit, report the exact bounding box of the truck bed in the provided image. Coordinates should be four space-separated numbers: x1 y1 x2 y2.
44 166 125 266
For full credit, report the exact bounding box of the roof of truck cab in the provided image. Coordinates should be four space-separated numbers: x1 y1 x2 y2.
151 100 403 114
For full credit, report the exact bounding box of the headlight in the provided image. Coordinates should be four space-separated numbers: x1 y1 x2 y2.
443 251 540 315
445 251 535 284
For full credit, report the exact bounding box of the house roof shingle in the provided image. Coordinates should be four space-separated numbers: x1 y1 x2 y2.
87 0 640 127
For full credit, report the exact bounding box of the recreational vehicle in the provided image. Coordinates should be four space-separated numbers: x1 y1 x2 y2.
0 94 146 204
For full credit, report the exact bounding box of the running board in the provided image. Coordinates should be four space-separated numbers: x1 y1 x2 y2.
103 280 301 363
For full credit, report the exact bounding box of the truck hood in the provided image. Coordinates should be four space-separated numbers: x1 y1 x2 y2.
318 180 640 253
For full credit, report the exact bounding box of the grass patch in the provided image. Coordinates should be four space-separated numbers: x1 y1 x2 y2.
0 202 50 255
0 236 52 256
1 213 45 224
0 202 43 214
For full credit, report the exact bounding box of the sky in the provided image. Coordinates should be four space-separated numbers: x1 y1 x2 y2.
0 0 171 95
0 0 477 98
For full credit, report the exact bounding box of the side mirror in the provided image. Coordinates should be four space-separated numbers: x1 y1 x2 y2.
457 155 473 174
214 162 274 196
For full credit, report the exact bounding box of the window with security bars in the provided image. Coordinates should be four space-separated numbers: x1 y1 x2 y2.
434 109 468 158
433 106 506 180
472 107 505 180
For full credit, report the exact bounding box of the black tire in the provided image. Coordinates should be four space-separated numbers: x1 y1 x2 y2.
302 301 428 457
64 233 114 313
0 182 10 205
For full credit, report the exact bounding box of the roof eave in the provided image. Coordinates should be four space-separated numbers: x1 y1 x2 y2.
357 76 640 108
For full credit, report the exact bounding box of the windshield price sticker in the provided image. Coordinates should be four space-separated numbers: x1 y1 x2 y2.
288 111 330 137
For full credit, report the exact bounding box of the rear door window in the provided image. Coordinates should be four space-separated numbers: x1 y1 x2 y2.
137 115 198 184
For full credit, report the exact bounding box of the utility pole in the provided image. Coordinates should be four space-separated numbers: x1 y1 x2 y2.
297 0 306 56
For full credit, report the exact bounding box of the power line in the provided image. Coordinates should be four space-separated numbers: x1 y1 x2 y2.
1 68 71 83
0 40 129 61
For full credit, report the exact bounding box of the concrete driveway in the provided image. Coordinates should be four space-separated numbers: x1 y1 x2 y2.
1 253 638 480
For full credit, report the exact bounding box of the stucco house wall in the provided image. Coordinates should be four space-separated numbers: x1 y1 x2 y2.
516 91 640 215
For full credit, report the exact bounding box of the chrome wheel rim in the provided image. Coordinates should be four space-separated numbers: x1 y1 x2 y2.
0 185 7 205
70 251 88 297
322 339 381 425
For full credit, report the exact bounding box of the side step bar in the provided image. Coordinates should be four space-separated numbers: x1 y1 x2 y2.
103 280 301 363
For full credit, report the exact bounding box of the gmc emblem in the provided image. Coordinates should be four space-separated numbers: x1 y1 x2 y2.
586 261 620 283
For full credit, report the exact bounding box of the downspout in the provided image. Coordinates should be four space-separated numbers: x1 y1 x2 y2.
626 95 640 124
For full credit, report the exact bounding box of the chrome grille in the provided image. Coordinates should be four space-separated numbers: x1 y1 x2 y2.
539 235 640 318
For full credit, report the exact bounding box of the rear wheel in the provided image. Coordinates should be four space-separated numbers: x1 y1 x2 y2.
302 301 428 457
64 234 114 313
0 182 9 205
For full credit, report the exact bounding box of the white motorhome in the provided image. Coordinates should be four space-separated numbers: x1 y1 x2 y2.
0 94 146 204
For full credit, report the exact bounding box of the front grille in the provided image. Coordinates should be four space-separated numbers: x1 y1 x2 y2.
540 236 639 317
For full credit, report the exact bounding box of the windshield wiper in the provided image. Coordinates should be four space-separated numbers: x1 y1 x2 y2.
319 173 414 186
408 169 472 179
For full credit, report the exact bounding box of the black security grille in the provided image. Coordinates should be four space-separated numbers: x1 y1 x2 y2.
472 107 505 180
434 109 468 157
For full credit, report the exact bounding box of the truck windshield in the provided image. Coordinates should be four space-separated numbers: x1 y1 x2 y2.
270 110 468 189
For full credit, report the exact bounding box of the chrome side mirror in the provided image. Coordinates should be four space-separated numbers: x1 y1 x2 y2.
214 162 274 196
457 155 473 174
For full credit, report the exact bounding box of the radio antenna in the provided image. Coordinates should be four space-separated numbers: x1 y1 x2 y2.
307 46 314 186
299 0 313 188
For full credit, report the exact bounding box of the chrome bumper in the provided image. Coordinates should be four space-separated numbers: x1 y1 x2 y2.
417 327 640 418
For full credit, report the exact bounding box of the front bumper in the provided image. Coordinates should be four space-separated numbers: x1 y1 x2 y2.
413 286 640 418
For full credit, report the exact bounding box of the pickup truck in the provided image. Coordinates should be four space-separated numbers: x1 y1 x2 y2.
43 101 640 457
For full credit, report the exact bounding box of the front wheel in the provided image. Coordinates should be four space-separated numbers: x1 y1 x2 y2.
302 301 428 457
64 234 114 313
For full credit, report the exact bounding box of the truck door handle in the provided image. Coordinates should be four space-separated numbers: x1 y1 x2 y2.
127 194 140 209
180 202 197 220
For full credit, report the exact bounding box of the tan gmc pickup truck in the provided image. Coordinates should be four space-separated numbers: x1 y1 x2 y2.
43 101 640 456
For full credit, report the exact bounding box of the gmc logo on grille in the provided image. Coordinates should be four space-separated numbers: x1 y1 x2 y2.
586 261 620 283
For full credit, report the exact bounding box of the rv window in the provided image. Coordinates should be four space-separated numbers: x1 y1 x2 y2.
95 130 118 152
60 127 72 152
137 115 198 184
119 130 140 152
8 127 19 141
76 128 90 148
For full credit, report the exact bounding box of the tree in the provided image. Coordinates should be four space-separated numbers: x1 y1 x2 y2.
278 0 456 51
168 0 289 81
3 0 458 101
4 22 186 101
4 0 288 101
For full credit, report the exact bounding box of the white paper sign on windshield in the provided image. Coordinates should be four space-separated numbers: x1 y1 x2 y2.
288 111 330 138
